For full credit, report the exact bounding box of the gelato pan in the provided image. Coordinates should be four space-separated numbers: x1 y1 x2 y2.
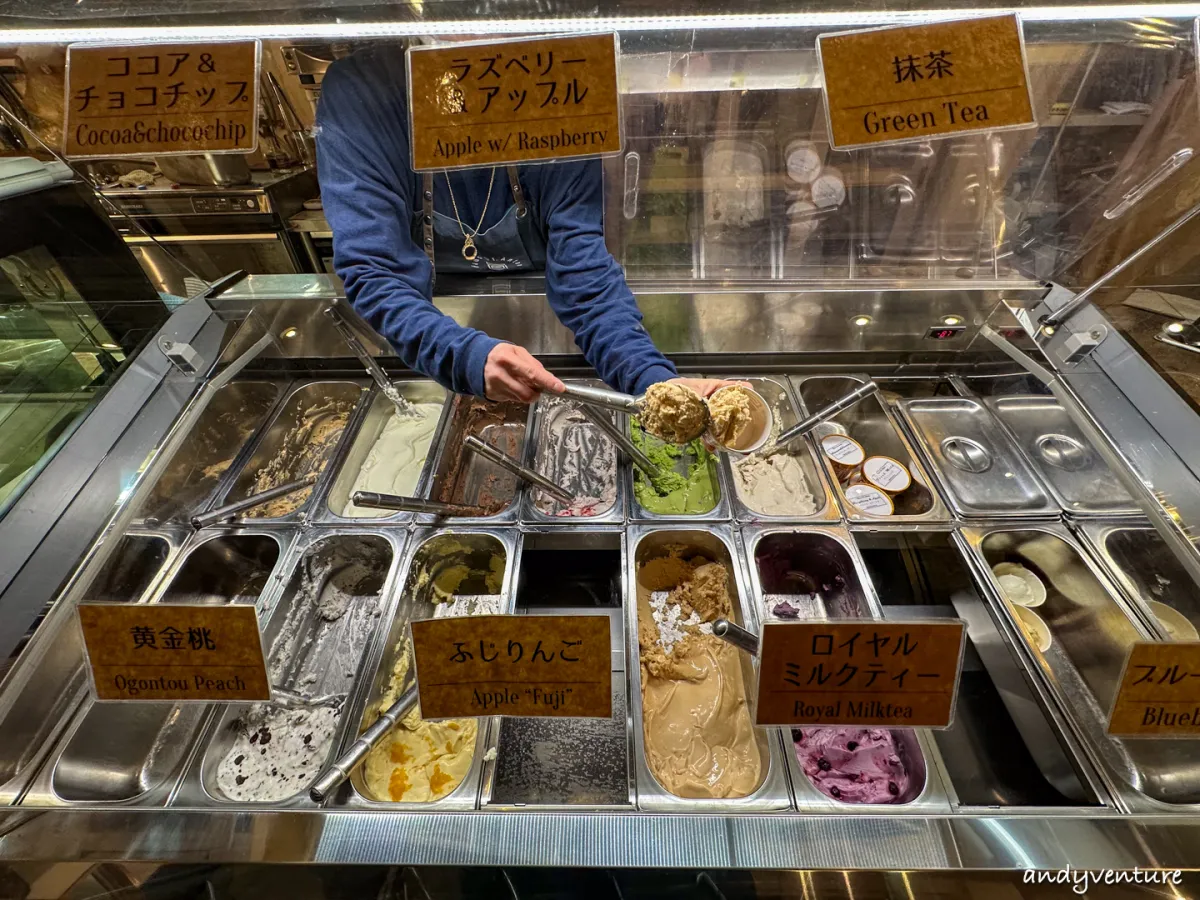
753 531 868 625
730 380 824 517
429 396 528 516
794 727 910 803
489 541 629 806
631 421 718 515
210 535 392 802
139 380 280 524
226 382 361 519
530 395 617 517
340 402 442 517
361 536 505 803
635 544 764 799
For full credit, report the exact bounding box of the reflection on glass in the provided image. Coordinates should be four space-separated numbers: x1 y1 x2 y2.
0 246 124 513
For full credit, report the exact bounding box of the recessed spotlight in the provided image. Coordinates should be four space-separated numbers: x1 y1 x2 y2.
942 315 964 326
1167 321 1187 334
1042 325 1056 336
281 327 299 339
100 342 120 350
851 315 872 327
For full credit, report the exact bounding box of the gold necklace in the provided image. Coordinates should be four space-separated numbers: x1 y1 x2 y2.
444 168 496 261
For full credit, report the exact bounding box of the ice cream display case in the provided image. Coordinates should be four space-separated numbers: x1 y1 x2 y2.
8 0 1200 878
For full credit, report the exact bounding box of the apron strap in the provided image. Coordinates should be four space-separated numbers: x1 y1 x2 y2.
507 166 527 218
421 172 436 273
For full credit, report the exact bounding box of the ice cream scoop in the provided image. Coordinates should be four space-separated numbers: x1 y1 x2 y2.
559 382 772 450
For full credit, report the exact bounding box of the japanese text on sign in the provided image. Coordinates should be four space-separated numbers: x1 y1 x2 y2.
78 603 269 701
1109 642 1200 737
818 15 1034 149
756 620 965 727
407 34 622 170
64 41 259 158
410 615 611 719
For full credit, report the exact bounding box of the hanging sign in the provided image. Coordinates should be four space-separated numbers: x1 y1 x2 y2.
64 40 260 158
818 14 1035 149
408 33 622 170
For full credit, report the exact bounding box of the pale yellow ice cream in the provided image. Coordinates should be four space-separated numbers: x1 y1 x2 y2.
362 546 504 803
363 642 478 803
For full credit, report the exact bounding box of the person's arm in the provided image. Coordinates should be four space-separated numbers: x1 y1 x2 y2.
315 54 498 397
534 159 678 395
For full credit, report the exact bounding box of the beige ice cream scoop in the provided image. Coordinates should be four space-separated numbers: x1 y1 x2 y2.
558 381 772 450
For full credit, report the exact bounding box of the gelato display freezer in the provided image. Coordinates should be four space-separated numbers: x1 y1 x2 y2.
6 0 1200 878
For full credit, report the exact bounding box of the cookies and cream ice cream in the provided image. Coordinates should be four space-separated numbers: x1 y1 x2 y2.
640 382 707 444
217 706 339 802
215 539 389 802
636 551 763 799
794 727 910 804
341 403 441 517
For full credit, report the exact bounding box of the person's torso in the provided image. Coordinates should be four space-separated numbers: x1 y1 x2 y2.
413 167 547 275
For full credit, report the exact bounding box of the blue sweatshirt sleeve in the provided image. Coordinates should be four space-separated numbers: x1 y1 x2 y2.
531 159 678 395
315 53 498 397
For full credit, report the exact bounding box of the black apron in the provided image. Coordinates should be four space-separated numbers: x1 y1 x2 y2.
415 168 547 276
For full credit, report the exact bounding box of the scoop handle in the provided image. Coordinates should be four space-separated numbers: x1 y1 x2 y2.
777 381 880 446
557 383 642 415
309 685 418 803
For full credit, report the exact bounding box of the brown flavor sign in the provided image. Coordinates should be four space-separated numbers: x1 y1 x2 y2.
1109 642 1200 737
756 620 965 727
818 14 1034 149
410 614 611 719
78 603 269 702
64 41 259 158
408 33 622 170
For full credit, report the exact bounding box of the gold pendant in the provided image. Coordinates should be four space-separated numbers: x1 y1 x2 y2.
461 235 478 261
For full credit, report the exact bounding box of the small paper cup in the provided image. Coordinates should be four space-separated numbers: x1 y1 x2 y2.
992 563 1047 608
1148 601 1199 641
707 385 773 454
1013 605 1053 653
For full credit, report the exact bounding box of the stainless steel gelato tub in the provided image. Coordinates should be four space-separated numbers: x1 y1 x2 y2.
627 526 789 811
962 524 1200 809
342 529 517 810
792 375 949 523
176 532 400 808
